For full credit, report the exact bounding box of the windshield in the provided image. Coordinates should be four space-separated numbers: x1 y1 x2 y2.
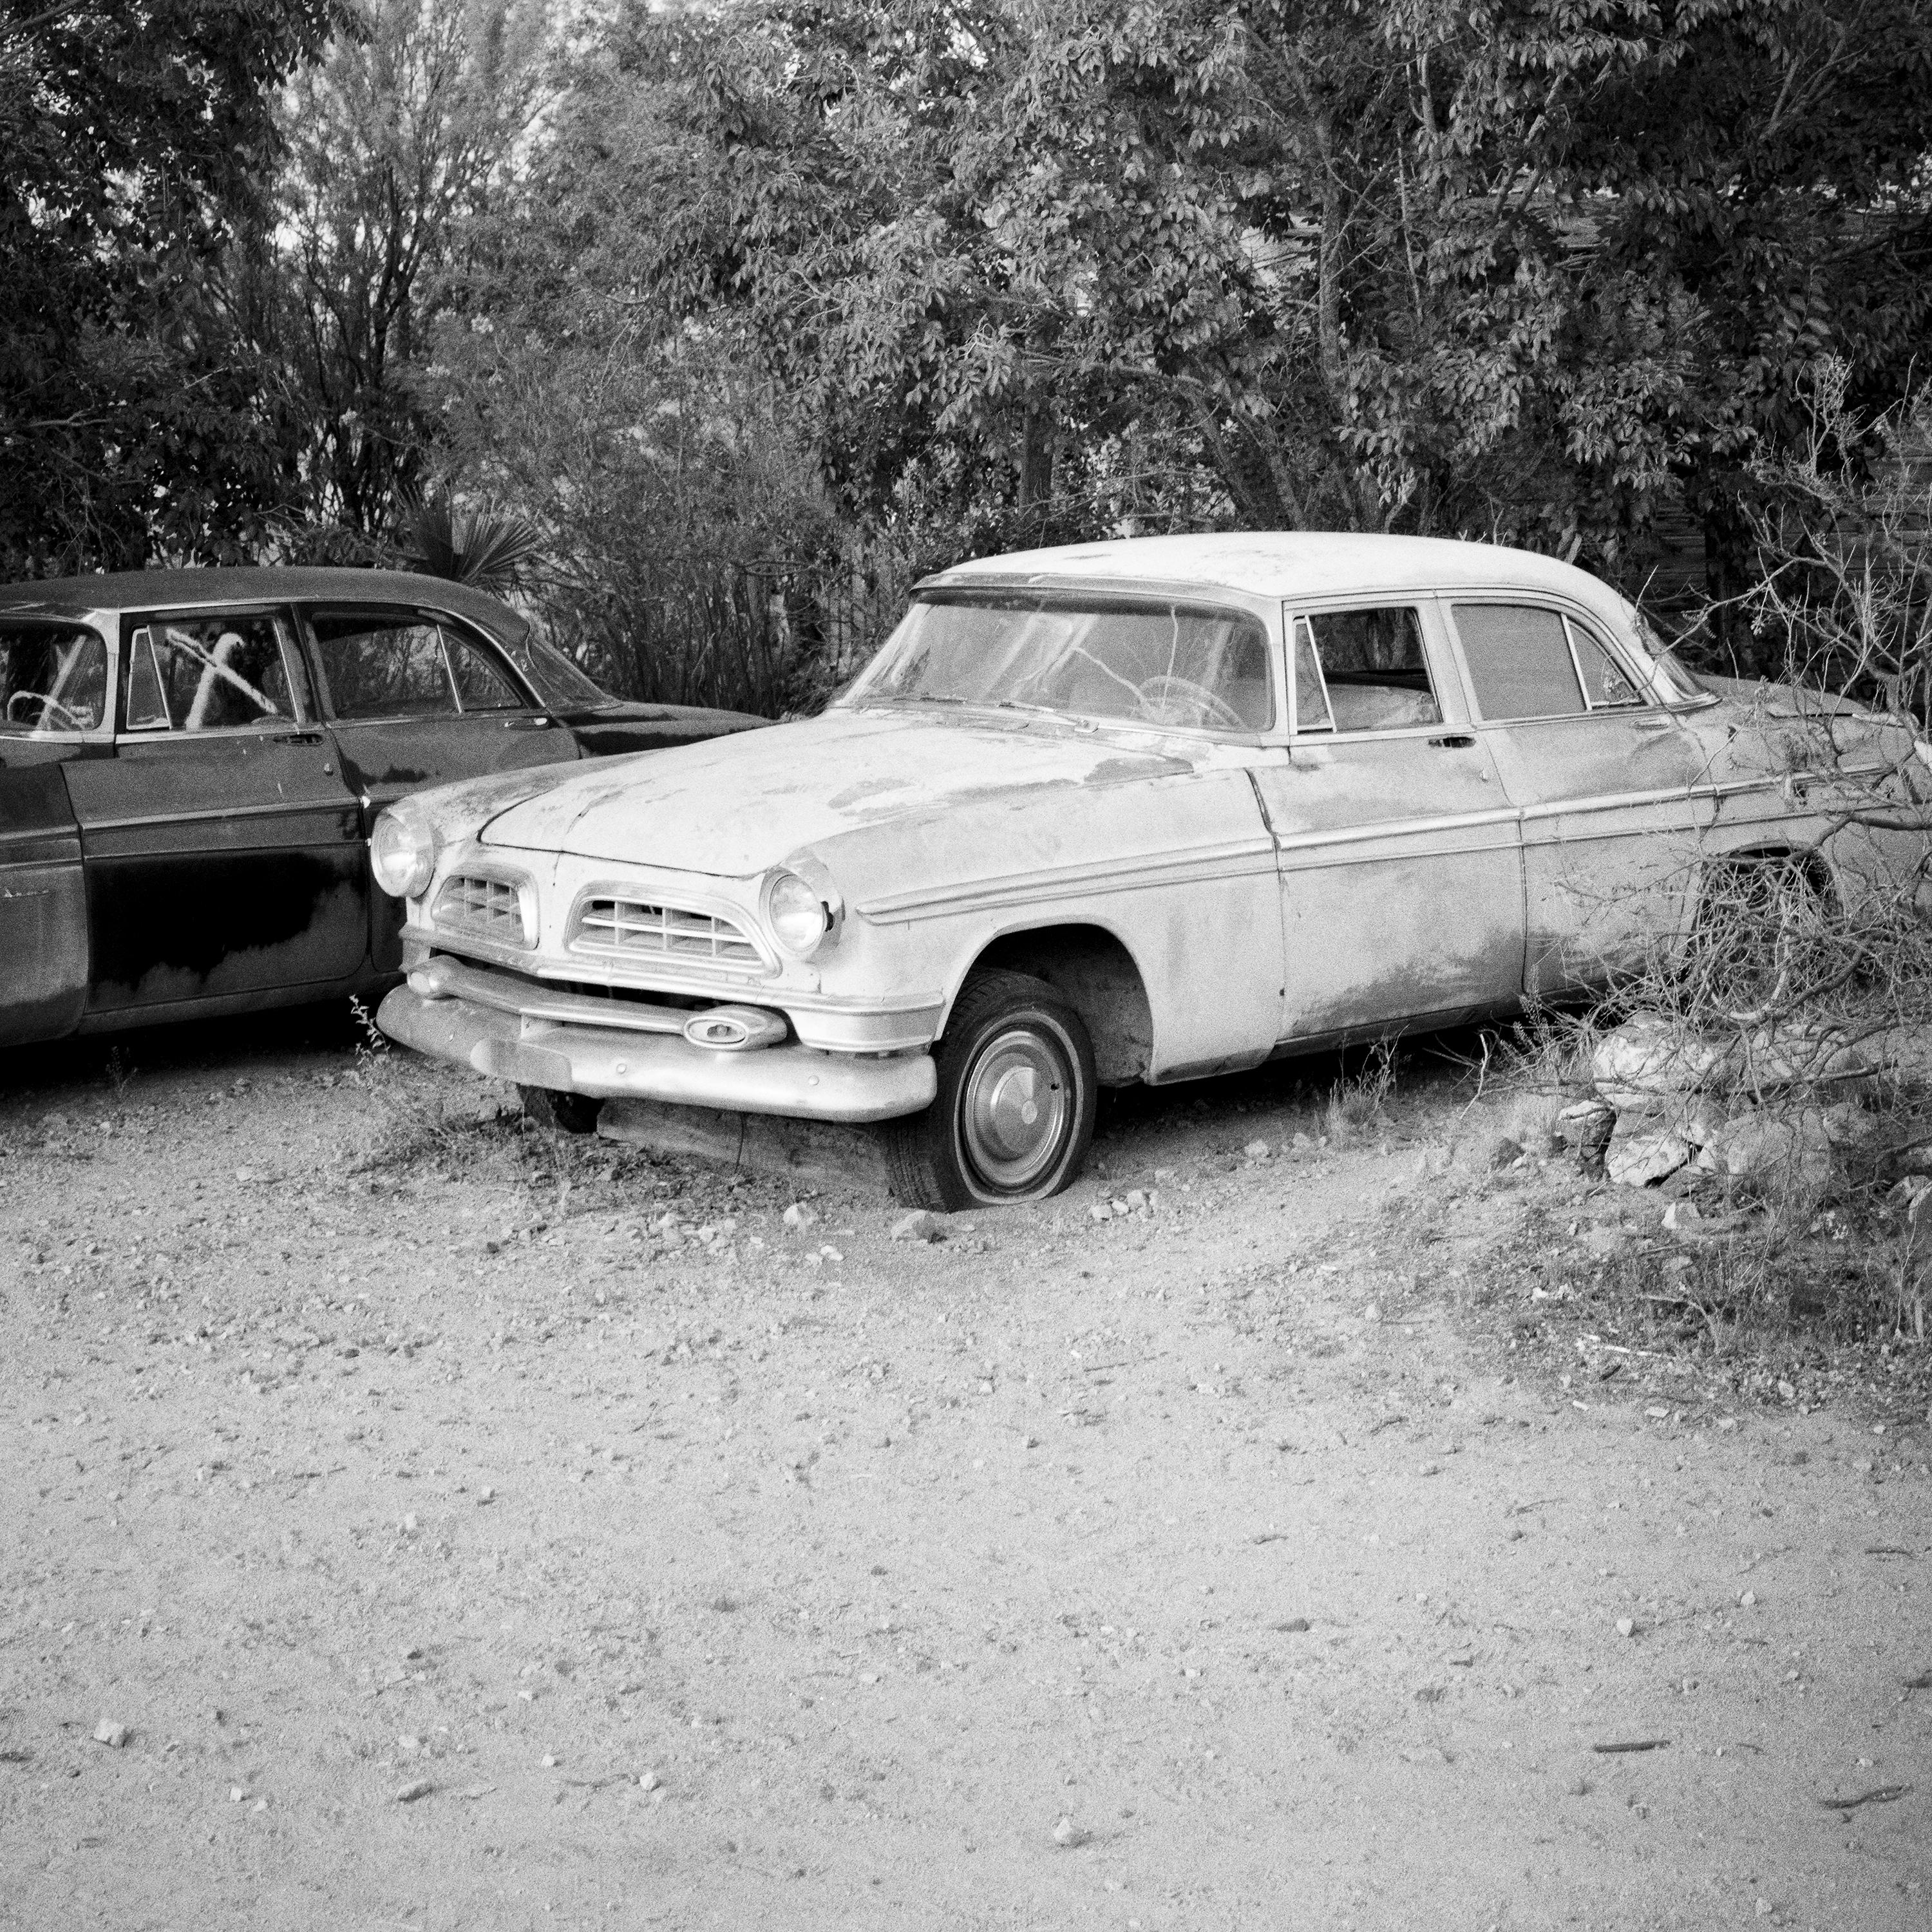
846 592 1274 732
498 628 616 711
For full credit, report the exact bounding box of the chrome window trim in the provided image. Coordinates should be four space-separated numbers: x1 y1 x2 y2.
117 605 312 735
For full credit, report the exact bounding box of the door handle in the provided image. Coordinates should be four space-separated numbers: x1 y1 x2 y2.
502 714 554 731
1427 733 1475 750
271 730 326 746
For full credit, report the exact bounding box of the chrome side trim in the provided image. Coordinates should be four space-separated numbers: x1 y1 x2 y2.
856 835 1277 922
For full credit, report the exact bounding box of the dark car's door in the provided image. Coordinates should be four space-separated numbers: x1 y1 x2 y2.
0 614 113 1043
301 605 581 969
59 607 368 1017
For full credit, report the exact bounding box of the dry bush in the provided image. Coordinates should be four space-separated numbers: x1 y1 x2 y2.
1325 1043 1396 1142
1501 370 1932 1348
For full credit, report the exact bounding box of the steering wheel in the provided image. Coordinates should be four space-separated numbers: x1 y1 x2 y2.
1135 675 1247 732
5 690 88 732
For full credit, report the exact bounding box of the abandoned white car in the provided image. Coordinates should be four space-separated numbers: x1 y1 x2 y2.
372 533 1931 1208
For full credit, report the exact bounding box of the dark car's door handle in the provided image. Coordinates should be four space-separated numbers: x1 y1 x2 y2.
502 714 554 731
270 729 327 746
1428 733 1476 750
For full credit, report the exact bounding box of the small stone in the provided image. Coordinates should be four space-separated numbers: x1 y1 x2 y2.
1616 1617 1636 1638
890 1210 945 1243
1755 1902 1774 1921
91 1720 129 1748
1484 1134 1524 1171
1361 1303 1381 1323
1274 1618 1311 1633
1244 1139 1271 1160
782 1202 818 1231
639 1770 661 1792
230 1785 247 1803
478 1486 495 1504
395 1779 433 1803
1088 1204 1110 1223
1739 1590 1756 1608
234 1166 256 1183
402 1513 418 1533
1419 1461 1441 1477
542 1753 560 1768
1292 1132 1313 1150
1052 1815 1085 1847
1661 1200 1703 1233
1568 1776 1591 1797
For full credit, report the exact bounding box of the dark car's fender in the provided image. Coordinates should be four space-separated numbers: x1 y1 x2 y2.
0 759 88 1046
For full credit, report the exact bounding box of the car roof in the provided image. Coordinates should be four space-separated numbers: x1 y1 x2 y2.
924 532 1630 620
0 566 529 641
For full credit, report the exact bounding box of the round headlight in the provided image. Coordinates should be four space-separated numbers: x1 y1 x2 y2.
370 806 438 900
766 868 832 957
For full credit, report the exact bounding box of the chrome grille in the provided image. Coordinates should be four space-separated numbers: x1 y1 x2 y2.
433 874 530 948
571 896 764 968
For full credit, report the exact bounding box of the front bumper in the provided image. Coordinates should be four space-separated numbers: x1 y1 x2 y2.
377 982 937 1124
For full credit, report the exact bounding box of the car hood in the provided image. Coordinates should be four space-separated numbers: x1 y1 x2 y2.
479 706 1195 875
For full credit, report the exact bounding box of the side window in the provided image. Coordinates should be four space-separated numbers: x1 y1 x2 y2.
125 614 297 732
442 624 525 712
1292 605 1441 734
1 621 109 735
310 612 456 721
1455 603 1648 720
1569 621 1646 708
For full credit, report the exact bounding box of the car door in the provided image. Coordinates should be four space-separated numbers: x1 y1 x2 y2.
0 613 114 1043
301 604 582 970
1444 600 1712 995
1247 598 1525 1041
59 606 368 1016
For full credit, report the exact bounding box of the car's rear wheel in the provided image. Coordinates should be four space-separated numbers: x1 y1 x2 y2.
884 969 1097 1211
1684 853 1829 1025
518 1083 603 1135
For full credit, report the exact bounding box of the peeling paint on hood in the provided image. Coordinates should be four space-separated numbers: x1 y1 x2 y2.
478 708 1195 875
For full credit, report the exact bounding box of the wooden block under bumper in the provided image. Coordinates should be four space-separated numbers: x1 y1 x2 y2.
597 1098 893 1192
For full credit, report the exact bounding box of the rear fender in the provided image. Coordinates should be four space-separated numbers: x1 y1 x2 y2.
0 762 88 1045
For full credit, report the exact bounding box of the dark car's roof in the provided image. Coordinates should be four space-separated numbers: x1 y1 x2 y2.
0 566 529 641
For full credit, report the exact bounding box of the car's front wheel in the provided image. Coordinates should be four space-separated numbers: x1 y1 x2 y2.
884 969 1097 1210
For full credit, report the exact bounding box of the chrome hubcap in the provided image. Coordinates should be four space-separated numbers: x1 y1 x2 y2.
961 1027 1070 1192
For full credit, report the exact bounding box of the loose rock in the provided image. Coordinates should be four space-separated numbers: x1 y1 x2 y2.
890 1210 945 1244
1605 1115 1692 1188
395 1779 433 1803
91 1720 129 1748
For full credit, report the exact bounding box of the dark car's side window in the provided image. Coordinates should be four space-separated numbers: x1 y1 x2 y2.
309 610 526 720
1292 605 1443 734
1 620 111 735
124 614 299 732
1454 603 1649 721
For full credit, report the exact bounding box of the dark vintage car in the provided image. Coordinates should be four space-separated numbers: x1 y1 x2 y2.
0 567 764 1048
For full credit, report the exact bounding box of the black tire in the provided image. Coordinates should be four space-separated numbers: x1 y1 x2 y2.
518 1083 603 1135
884 969 1097 1210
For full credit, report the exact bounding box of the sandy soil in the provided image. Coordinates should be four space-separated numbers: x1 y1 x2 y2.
2 1010 1929 1931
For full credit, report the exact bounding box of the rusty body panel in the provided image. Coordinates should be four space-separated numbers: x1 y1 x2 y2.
0 569 762 1050
374 534 1932 1155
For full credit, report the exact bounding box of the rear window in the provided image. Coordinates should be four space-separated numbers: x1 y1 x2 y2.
1 620 109 735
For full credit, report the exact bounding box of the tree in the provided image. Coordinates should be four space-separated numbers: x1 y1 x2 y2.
267 0 554 547
0 0 352 576
583 0 1932 605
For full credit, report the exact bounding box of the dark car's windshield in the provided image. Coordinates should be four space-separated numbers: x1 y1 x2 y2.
845 591 1274 733
500 629 617 711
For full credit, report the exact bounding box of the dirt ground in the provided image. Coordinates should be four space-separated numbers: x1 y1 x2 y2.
3 1009 1929 1932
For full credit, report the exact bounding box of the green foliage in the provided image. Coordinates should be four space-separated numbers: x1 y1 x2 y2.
0 0 354 576
594 0 1932 592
